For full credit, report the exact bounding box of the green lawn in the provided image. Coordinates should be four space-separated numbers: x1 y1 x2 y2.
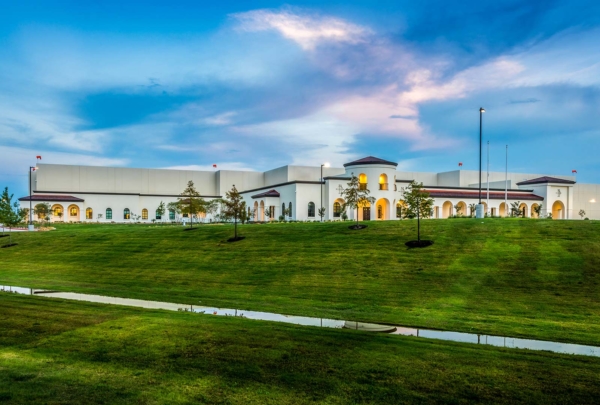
1 219 600 345
1 294 600 404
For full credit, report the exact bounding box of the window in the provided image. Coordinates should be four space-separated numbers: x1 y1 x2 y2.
379 174 388 190
155 210 161 220
169 209 175 220
333 202 341 217
106 208 112 220
124 208 130 220
142 209 148 220
288 202 292 217
359 173 367 190
86 208 93 220
308 202 315 217
269 206 275 219
53 206 63 217
282 203 286 216
69 207 78 216
396 205 402 218
377 205 383 219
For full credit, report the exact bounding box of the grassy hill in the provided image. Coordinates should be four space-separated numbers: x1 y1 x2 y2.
1 219 600 345
2 294 600 404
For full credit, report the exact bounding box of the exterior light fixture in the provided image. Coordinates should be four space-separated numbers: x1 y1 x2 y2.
591 199 596 203
320 163 330 221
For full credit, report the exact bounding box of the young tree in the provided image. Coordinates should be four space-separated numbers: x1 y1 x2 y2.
156 201 166 223
34 203 51 226
454 204 463 217
402 181 435 243
579 209 587 219
510 201 522 217
263 207 273 222
0 188 26 245
468 203 476 218
205 199 220 222
177 181 207 229
318 207 326 221
340 173 375 229
533 204 543 218
221 185 245 240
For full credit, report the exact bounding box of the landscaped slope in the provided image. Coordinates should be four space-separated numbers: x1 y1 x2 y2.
1 219 599 344
1 294 600 404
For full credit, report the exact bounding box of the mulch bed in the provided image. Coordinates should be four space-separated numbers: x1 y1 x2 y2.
1 243 18 248
348 225 368 230
0 235 9 238
183 227 199 231
405 240 434 248
227 236 246 243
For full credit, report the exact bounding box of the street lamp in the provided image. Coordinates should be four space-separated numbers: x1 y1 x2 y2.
320 163 330 222
29 166 36 231
477 107 485 218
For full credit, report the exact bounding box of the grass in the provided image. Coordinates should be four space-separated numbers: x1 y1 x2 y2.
2 293 600 404
1 219 600 345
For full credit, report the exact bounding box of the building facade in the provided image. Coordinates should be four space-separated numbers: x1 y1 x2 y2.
19 156 599 222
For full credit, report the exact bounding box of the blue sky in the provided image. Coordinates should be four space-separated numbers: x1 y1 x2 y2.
1 0 599 196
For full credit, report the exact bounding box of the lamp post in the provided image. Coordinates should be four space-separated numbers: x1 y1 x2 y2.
320 163 330 222
29 166 36 231
476 107 485 218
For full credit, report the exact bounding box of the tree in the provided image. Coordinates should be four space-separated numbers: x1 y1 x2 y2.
0 188 26 245
454 204 463 217
468 203 476 218
156 201 166 223
263 207 273 221
579 209 586 219
167 201 180 223
205 199 220 222
318 207 326 221
177 181 207 229
340 173 375 229
34 203 51 225
221 185 245 240
402 181 434 243
533 204 543 218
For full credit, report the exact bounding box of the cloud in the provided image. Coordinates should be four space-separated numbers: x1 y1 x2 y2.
232 8 371 50
508 98 540 104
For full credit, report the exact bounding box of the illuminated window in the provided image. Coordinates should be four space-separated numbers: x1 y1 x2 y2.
106 208 112 220
308 202 315 217
53 206 63 216
333 202 341 217
124 208 130 220
359 173 367 190
142 209 148 220
169 209 175 220
86 207 93 219
69 207 78 216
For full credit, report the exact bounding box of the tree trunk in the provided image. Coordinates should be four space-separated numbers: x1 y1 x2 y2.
356 207 359 227
234 214 238 239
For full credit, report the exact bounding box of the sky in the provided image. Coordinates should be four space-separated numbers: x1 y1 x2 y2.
1 0 600 197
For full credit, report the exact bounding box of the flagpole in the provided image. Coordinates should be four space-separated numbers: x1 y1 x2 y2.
505 145 508 217
486 141 490 215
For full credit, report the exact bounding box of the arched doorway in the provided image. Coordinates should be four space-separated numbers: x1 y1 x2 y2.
396 200 406 219
358 201 371 221
259 201 265 221
455 201 467 217
519 203 528 218
499 202 507 217
552 200 565 219
442 201 453 218
51 204 64 222
67 205 80 221
531 203 540 218
253 201 259 221
375 198 390 220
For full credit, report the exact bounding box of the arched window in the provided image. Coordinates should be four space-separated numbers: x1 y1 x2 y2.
142 209 148 220
379 174 388 190
359 173 367 190
69 206 78 216
396 203 403 218
282 203 286 217
86 207 93 220
106 208 112 220
155 210 161 220
288 202 292 217
124 208 130 220
169 209 175 220
308 202 315 217
333 202 341 217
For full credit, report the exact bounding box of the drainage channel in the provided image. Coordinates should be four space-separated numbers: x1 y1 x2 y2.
2 285 600 358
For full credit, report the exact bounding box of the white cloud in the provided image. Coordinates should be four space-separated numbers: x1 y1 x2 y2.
232 9 371 50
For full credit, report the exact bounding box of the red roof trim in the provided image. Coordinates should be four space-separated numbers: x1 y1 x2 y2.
516 176 575 186
251 189 281 199
18 194 85 202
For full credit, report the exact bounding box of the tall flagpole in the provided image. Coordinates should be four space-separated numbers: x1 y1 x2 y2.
505 145 508 217
486 141 490 215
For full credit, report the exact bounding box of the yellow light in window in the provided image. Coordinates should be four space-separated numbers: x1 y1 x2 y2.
591 199 596 203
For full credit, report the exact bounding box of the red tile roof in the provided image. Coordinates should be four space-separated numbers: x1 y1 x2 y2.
344 156 398 167
251 189 280 199
516 176 576 186
18 194 84 202
425 190 543 201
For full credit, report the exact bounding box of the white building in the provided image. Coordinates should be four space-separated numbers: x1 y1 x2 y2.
19 156 599 222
